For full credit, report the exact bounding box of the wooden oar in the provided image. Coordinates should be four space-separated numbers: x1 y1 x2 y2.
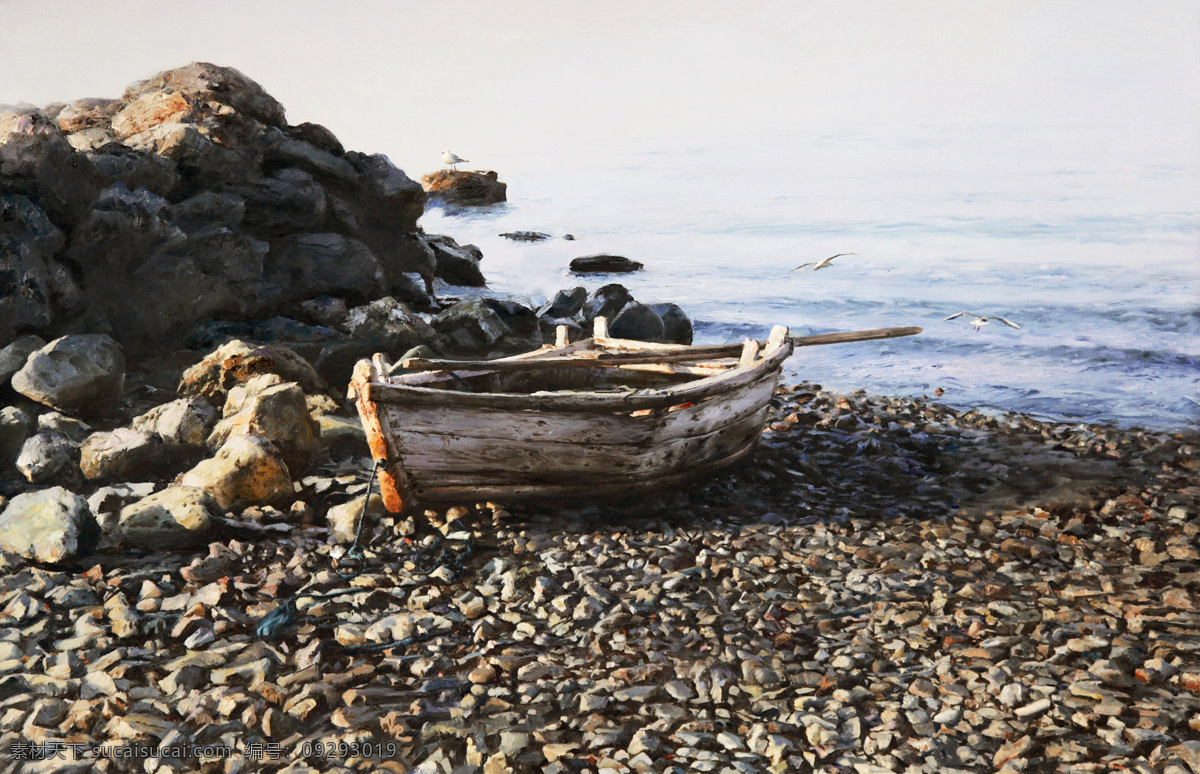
398 325 922 372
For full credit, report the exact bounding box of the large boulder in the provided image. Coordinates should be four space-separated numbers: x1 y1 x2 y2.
265 232 386 302
432 298 511 354
424 235 485 287
238 167 326 236
15 431 80 485
342 297 440 353
569 254 643 274
0 108 98 229
539 287 587 319
131 397 218 449
649 303 693 345
207 375 320 475
79 428 166 482
420 170 506 206
178 434 293 510
319 153 425 260
0 487 99 564
178 339 326 401
0 195 67 342
582 284 633 325
11 334 125 413
0 335 45 385
112 486 217 549
609 302 666 342
0 407 33 472
121 62 287 130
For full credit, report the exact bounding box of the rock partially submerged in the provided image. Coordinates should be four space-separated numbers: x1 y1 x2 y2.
569 254 644 274
421 170 506 205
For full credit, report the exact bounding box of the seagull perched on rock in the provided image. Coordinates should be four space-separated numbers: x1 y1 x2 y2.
944 311 1021 331
441 150 468 172
790 253 857 272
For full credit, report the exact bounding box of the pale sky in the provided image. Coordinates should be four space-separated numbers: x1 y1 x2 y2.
1 0 1197 171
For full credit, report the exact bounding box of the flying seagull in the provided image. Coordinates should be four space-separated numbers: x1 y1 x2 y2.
944 312 1021 331
441 150 468 171
790 253 857 272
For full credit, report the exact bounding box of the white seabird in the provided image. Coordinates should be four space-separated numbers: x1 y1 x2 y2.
943 312 1021 331
441 150 468 171
790 253 857 272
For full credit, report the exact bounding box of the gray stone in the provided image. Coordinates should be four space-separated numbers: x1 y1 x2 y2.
265 232 386 302
425 235 486 287
79 428 165 482
113 486 217 549
0 486 98 563
15 431 78 485
649 302 694 345
609 302 666 342
0 109 97 229
131 397 218 449
11 334 125 413
0 336 46 385
539 287 587 319
432 298 511 354
239 167 327 236
0 406 33 471
569 254 643 274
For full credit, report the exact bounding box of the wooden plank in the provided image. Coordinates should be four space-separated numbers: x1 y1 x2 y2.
395 326 919 373
593 316 609 338
350 360 414 514
739 339 759 367
414 436 761 501
401 410 767 488
370 341 792 412
555 325 569 347
375 370 778 446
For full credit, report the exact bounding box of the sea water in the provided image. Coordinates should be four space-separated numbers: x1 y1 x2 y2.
417 126 1199 430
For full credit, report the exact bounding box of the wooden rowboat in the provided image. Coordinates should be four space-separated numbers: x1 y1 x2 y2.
351 317 921 512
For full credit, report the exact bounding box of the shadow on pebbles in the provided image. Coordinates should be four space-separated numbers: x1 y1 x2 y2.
1 383 1198 774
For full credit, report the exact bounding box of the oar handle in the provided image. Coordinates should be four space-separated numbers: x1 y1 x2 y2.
789 326 923 348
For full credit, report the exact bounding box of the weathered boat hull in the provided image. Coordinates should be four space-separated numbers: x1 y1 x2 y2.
352 325 793 511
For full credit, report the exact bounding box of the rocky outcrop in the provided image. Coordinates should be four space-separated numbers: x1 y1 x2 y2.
0 486 98 564
10 334 125 413
423 235 485 287
531 284 694 346
569 254 643 274
421 170 506 205
0 62 444 357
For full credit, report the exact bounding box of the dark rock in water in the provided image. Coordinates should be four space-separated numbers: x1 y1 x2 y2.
539 287 587 319
610 302 666 342
569 254 643 274
178 339 326 401
169 191 246 233
649 302 694 345
0 336 46 386
79 428 165 482
0 107 98 230
484 298 539 338
11 335 125 413
15 431 79 485
582 284 633 325
184 317 342 351
499 231 551 242
238 167 326 236
285 122 344 157
421 170 506 205
0 486 99 564
375 232 437 301
538 317 584 345
563 234 575 240
265 232 386 303
432 298 512 354
425 235 486 287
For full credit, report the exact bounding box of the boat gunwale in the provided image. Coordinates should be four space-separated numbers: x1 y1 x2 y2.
363 337 794 414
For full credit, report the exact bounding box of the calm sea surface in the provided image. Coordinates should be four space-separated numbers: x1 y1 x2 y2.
417 127 1199 430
